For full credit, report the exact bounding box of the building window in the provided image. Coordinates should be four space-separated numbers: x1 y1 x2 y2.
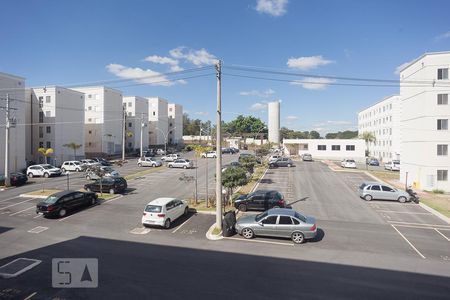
438 94 448 105
88 130 92 134
331 145 340 151
39 112 44 123
45 111 51 117
45 96 51 103
38 96 44 108
437 119 448 130
88 106 92 111
437 68 449 80
169 107 173 112
437 170 448 181
88 142 92 146
39 127 43 138
46 126 51 134
169 123 173 127
128 102 132 107
46 141 51 148
346 145 355 151
128 112 132 116
317 145 326 151
437 144 448 156
88 94 92 99
128 122 132 127
39 142 44 148
152 111 156 116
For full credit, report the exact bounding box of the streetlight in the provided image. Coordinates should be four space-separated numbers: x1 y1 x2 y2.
154 127 176 155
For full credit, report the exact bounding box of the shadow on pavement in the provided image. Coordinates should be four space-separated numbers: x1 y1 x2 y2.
0 226 13 235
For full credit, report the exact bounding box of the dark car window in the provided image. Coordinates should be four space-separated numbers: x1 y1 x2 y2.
291 218 300 225
262 215 277 224
255 211 268 222
74 192 85 199
250 195 264 201
371 185 381 191
382 186 394 192
166 201 175 210
278 216 292 225
145 205 162 213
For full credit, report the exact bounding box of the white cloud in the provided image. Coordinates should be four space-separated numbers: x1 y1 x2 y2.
287 55 334 70
290 77 335 90
394 60 414 75
285 116 299 124
195 111 209 116
169 47 218 66
106 63 174 86
250 102 268 111
255 0 288 17
144 55 178 66
240 89 275 97
435 31 450 41
170 65 184 72
314 120 352 127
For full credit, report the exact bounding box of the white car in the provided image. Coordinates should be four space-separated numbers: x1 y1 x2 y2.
137 157 162 167
268 155 281 163
168 159 194 169
80 159 101 167
341 159 357 169
156 149 165 155
201 151 217 158
142 197 189 229
161 154 180 162
385 160 400 171
85 166 120 180
61 161 86 172
27 164 62 178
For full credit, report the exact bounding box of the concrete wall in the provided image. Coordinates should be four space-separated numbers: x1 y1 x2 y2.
168 103 183 145
148 97 168 145
268 101 280 144
124 96 149 151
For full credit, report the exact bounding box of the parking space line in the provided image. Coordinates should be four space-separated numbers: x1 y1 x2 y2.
376 210 432 215
224 236 294 246
391 224 426 259
0 198 38 211
9 206 35 216
434 229 450 242
104 195 123 204
33 214 42 219
388 221 450 228
0 196 21 204
171 217 193 233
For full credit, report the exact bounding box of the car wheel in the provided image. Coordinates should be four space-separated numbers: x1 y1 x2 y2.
59 208 67 217
28 172 34 178
364 194 373 201
109 189 115 195
184 207 189 216
86 175 91 180
242 228 254 239
183 165 187 169
398 196 407 203
291 231 305 244
138 163 142 167
61 168 66 173
287 164 292 167
238 204 247 212
164 219 171 229
76 168 81 172
152 164 156 167
44 173 49 178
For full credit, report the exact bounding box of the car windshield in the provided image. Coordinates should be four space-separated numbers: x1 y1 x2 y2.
43 196 59 204
294 212 307 223
73 162 81 165
42 165 54 169
145 205 162 213
255 211 268 222
347 160 355 163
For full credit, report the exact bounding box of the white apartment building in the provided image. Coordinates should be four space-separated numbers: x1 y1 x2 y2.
0 72 26 173
26 87 85 165
399 52 450 192
283 139 366 162
168 103 183 145
123 96 149 152
147 97 169 146
268 101 280 144
72 86 123 156
358 95 401 162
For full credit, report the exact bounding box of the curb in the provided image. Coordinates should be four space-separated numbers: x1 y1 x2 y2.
205 223 223 241
419 203 450 225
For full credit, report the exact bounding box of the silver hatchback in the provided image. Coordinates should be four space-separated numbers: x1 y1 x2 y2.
235 208 317 244
358 181 411 203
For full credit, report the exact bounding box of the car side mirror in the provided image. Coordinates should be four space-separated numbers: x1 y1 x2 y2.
258 222 264 226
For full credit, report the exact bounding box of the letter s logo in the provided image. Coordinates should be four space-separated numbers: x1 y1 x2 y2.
57 261 72 285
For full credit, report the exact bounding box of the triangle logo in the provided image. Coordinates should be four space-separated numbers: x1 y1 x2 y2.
80 265 93 282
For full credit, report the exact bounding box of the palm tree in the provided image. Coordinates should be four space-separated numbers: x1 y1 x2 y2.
359 131 376 157
63 143 82 160
38 147 54 164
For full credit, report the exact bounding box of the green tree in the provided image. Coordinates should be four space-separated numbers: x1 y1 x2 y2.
222 167 249 203
309 130 321 139
240 156 257 174
359 131 376 157
63 143 82 159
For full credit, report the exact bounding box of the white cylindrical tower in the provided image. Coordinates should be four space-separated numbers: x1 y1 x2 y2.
268 101 280 144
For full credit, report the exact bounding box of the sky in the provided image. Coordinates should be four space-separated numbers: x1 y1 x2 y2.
1 0 450 135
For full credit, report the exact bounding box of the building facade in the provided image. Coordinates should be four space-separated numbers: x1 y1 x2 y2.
26 87 85 165
123 96 149 152
72 86 123 156
168 103 183 145
0 72 26 173
399 52 450 192
268 101 280 144
147 97 169 146
358 95 401 162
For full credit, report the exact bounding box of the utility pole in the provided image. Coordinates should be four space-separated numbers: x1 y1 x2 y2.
122 104 126 161
215 60 222 230
140 113 145 158
3 94 11 187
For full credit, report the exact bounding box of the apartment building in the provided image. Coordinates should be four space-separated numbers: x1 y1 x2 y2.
0 72 26 173
399 52 450 192
26 87 85 165
168 103 183 145
147 97 169 146
358 95 401 162
72 86 123 156
123 96 149 152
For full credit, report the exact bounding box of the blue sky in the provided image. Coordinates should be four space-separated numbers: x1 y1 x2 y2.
1 0 450 134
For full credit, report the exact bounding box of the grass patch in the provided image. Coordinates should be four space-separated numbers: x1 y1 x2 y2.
421 197 450 218
124 167 163 180
23 189 62 197
211 227 221 235
432 189 445 194
367 170 400 181
97 193 119 201
237 165 267 195
189 200 234 212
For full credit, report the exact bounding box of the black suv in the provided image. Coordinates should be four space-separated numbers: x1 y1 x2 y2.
36 190 97 217
84 177 128 194
234 190 286 212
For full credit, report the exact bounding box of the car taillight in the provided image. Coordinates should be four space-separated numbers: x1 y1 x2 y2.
277 200 285 206
157 214 165 218
310 224 316 231
143 213 146 216
47 205 56 211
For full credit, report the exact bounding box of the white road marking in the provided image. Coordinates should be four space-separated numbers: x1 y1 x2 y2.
225 236 294 246
0 196 21 204
434 229 450 242
0 198 38 211
172 216 193 233
390 224 426 259
104 195 123 204
251 168 269 193
23 292 37 300
130 227 151 234
390 224 450 231
27 226 48 233
388 221 450 228
376 210 432 215
33 214 42 219
9 206 35 216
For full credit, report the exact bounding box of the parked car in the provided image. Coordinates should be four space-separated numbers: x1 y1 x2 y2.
161 154 180 162
143 150 156 158
230 147 239 153
84 177 127 194
269 157 294 168
80 159 101 167
85 166 120 180
201 151 217 158
341 159 356 169
27 164 62 178
235 190 286 212
268 155 281 163
222 161 242 172
367 158 380 166
61 161 86 172
0 172 28 186
141 197 189 229
235 208 317 244
167 159 193 169
222 148 234 154
36 190 98 218
302 153 313 161
156 149 165 155
92 157 112 166
137 157 162 167
358 181 412 203
385 160 400 171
